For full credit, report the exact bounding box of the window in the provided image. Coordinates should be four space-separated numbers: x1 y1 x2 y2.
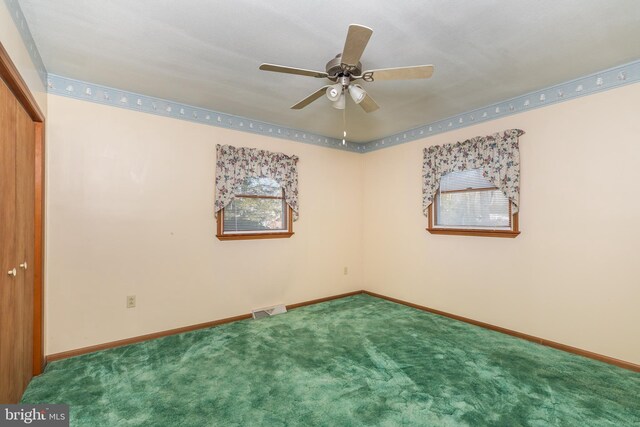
427 169 519 238
216 176 293 240
422 129 523 238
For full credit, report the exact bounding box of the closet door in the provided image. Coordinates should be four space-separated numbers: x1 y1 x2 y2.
15 101 35 393
0 78 19 403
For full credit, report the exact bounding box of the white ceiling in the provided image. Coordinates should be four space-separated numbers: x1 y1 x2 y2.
18 0 640 142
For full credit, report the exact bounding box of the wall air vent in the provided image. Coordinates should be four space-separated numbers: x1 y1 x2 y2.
251 304 287 319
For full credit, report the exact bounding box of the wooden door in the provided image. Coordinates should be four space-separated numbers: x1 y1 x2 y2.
0 78 20 403
15 101 35 394
0 42 45 397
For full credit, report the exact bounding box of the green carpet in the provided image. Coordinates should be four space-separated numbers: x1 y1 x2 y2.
22 294 640 426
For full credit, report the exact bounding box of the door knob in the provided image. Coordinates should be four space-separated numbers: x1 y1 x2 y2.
7 268 16 277
19 261 27 270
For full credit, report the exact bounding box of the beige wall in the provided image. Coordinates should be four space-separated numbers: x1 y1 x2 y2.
0 2 47 114
362 83 640 364
46 82 640 364
45 95 363 354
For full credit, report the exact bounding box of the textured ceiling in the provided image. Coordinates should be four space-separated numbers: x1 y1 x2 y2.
18 0 640 142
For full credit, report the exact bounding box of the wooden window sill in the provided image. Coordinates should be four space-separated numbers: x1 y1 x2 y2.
216 232 294 241
427 205 520 238
426 228 520 238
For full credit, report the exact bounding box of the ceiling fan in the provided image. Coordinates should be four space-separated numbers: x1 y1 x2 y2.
259 24 434 113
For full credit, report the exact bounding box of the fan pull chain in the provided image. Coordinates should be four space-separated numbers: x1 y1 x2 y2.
342 105 346 146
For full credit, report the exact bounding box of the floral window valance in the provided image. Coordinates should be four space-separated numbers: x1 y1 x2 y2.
215 144 299 220
422 129 524 216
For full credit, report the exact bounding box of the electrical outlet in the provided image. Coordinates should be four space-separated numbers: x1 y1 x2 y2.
126 295 136 308
343 267 348 275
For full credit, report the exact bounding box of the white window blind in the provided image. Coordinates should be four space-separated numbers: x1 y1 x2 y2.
223 177 287 233
435 169 511 229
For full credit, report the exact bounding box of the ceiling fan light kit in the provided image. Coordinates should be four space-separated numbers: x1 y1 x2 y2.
333 93 346 110
348 84 366 104
326 83 343 101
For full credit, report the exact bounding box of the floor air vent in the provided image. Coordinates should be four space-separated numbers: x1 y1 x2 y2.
251 304 287 319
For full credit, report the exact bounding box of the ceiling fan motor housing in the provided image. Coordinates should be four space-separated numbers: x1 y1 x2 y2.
326 54 363 80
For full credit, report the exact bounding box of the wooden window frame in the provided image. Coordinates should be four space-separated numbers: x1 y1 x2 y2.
426 186 520 238
216 189 294 241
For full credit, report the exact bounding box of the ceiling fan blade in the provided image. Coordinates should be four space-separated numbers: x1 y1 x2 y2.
290 86 330 109
259 63 328 78
341 24 373 66
359 93 379 113
363 65 435 81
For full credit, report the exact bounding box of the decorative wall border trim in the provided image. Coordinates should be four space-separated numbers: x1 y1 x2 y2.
3 0 47 86
361 59 640 152
46 74 362 153
48 59 640 154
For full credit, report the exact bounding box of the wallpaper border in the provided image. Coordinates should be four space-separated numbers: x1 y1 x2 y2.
48 59 640 154
362 59 640 152
47 74 360 153
3 0 47 85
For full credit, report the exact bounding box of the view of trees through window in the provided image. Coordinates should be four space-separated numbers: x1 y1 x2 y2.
223 177 286 233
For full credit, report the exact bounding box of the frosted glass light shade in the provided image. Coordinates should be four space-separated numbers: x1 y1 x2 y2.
332 93 346 109
348 84 366 104
326 83 343 101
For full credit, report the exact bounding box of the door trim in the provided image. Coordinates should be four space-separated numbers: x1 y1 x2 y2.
0 42 45 375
